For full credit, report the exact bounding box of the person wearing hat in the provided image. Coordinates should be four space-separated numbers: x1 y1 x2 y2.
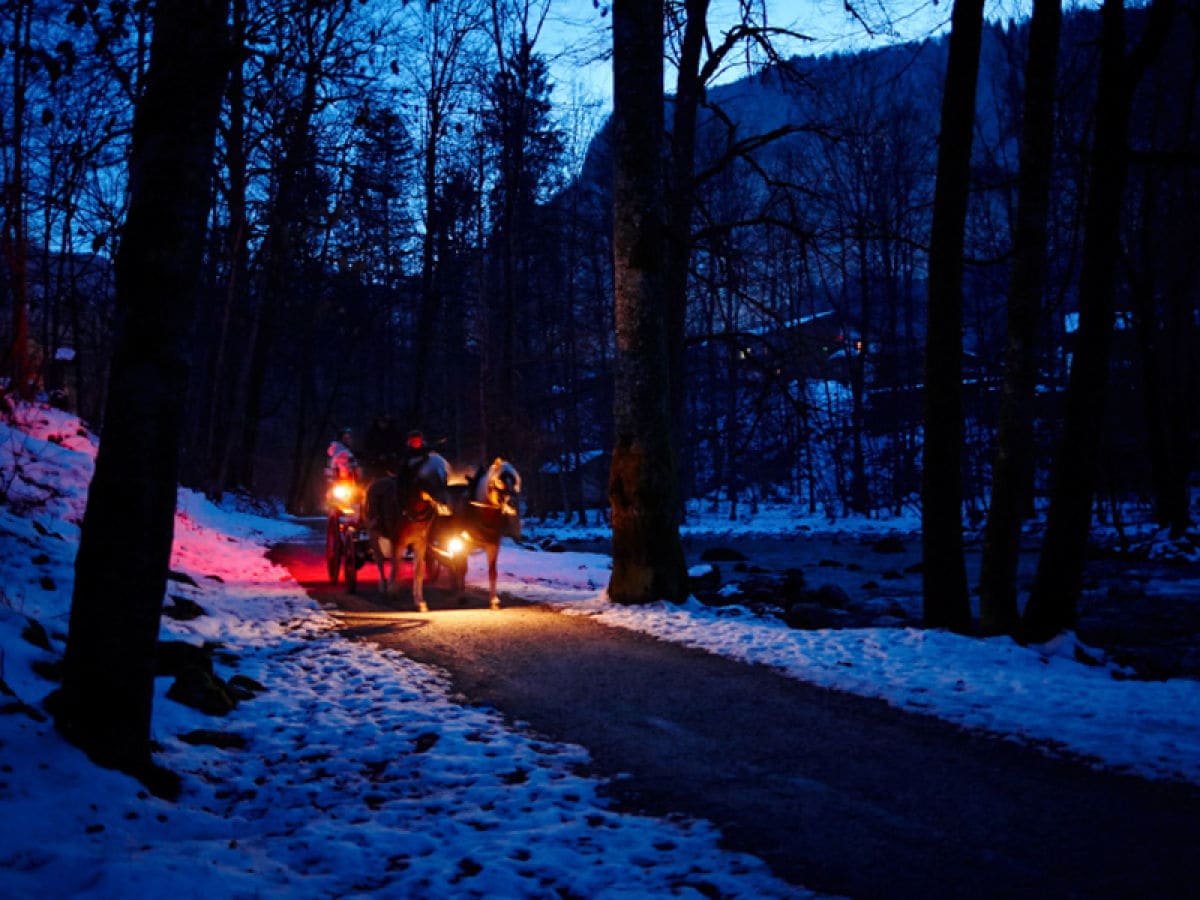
404 429 428 460
396 429 430 505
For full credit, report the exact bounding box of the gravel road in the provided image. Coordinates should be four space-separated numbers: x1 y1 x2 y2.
270 538 1200 899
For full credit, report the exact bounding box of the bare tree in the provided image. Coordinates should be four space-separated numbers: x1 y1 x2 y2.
212 0 364 498
53 0 230 796
480 0 563 457
608 0 687 604
1024 0 1176 642
922 0 985 633
3 0 34 400
661 0 808 513
394 0 487 425
977 0 1062 636
1125 16 1200 539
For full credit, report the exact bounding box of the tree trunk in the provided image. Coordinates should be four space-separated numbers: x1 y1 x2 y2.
4 0 34 401
413 113 440 426
978 0 1062 636
608 0 688 604
1024 0 1175 642
851 232 871 514
200 0 249 500
1132 268 1187 534
663 0 710 512
1129 73 1194 539
921 0 985 633
53 0 230 796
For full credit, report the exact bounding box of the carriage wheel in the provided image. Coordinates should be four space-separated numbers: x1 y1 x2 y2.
344 531 358 593
325 514 342 583
424 546 442 584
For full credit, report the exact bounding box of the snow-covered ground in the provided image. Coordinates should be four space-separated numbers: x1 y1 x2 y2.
2 402 1198 898
0 404 804 898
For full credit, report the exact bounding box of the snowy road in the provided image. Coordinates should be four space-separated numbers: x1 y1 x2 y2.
273 536 1200 900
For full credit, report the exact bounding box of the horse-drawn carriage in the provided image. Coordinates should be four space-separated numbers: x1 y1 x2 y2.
324 455 521 610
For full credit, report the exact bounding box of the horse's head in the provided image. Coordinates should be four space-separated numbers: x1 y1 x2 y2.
478 458 521 519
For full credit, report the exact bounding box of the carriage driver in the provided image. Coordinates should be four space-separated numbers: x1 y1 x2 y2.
404 429 429 463
397 429 430 504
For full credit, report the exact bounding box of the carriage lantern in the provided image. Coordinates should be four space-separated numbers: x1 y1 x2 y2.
445 533 467 557
327 479 361 517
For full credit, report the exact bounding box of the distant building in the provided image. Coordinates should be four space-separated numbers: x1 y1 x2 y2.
532 449 609 516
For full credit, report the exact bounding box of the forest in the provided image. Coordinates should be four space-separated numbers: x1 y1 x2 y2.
1 0 1198 799
3 4 1198 575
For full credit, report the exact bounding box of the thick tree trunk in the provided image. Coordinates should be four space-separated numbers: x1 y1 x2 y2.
978 0 1062 636
608 0 688 604
1024 0 1174 642
921 0 985 633
54 0 230 796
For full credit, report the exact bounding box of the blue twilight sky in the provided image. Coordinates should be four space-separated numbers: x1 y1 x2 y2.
537 0 1016 113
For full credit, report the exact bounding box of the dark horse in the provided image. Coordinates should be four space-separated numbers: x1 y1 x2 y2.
437 458 521 610
364 452 451 612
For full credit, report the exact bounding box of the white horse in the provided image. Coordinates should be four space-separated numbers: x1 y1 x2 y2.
449 458 521 610
364 452 450 612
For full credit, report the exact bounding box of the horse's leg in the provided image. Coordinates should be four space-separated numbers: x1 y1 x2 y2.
376 535 400 597
388 542 402 595
370 535 387 593
487 541 500 610
412 533 428 613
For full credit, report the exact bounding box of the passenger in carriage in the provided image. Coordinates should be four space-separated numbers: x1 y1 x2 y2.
325 427 360 483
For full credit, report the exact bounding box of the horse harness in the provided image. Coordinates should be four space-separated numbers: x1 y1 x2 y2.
398 453 439 523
